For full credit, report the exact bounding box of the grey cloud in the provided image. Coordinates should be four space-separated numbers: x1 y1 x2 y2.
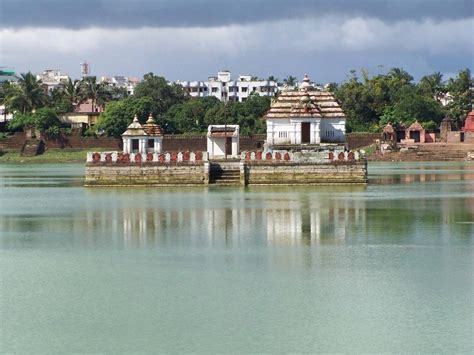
0 0 472 29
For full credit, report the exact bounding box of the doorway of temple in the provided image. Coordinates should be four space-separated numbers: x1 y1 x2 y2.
301 122 311 143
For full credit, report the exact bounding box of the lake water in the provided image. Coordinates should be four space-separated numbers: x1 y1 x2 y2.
1 162 473 353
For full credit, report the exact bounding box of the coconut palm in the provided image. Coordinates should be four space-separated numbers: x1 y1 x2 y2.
4 72 47 114
283 75 297 88
81 76 112 112
61 78 86 111
419 72 445 102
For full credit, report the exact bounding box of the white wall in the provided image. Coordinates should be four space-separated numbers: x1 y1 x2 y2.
266 119 292 145
320 118 346 143
207 136 239 158
267 117 346 145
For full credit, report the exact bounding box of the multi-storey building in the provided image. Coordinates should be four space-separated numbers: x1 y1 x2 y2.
175 70 279 102
36 69 70 93
100 76 140 95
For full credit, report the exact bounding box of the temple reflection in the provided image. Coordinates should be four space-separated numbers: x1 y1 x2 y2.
265 197 367 245
77 190 368 248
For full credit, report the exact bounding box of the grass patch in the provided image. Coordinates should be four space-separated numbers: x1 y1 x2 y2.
0 148 111 164
361 144 377 155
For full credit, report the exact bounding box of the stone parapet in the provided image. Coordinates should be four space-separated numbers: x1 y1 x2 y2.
244 161 367 185
86 150 208 164
240 149 363 163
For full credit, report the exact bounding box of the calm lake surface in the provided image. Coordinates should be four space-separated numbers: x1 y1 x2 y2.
1 162 473 353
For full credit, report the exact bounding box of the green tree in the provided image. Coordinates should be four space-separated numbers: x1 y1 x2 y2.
134 73 189 115
3 72 47 114
7 107 61 137
62 78 86 111
283 75 297 88
94 96 154 137
267 75 279 83
418 72 445 101
388 86 445 126
164 96 220 134
81 76 112 112
446 69 472 126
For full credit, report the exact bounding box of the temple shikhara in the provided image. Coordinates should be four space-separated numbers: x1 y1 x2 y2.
265 74 346 147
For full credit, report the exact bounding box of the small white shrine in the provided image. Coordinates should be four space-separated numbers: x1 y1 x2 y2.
207 125 239 158
265 74 346 146
122 114 163 154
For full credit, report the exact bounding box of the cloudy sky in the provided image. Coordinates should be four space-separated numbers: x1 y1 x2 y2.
0 0 473 83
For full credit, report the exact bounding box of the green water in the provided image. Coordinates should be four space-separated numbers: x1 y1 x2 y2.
1 162 473 353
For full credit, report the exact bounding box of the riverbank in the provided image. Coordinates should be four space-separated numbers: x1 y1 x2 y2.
0 148 110 164
367 143 474 162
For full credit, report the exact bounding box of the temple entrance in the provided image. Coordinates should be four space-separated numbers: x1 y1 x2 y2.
301 122 311 143
410 130 421 143
225 137 232 155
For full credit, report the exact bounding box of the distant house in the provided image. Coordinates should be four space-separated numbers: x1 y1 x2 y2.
264 74 346 147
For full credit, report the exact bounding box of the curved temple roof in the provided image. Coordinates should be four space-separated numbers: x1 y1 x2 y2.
265 75 345 120
122 114 163 137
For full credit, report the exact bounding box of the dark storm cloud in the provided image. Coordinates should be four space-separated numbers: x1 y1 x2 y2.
1 0 472 29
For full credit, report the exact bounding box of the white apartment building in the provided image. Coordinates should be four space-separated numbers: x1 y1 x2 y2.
175 70 279 102
36 69 70 93
100 76 140 95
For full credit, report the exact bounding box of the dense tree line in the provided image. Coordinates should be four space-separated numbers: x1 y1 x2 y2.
0 73 127 137
1 68 472 138
331 68 472 132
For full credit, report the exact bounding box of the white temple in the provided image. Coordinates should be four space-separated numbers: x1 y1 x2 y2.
265 74 346 146
122 114 163 154
206 125 240 158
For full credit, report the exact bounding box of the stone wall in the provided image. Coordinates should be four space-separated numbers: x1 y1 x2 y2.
1 131 266 152
0 131 122 150
346 133 382 149
161 134 265 152
85 163 208 186
244 161 367 185
464 132 474 143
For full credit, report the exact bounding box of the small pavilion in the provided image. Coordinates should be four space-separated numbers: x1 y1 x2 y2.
122 114 163 154
382 123 396 142
405 120 425 143
207 125 239 158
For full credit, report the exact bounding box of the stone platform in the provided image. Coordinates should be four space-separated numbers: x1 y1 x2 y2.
84 149 367 186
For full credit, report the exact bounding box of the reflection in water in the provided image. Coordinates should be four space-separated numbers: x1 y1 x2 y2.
0 162 472 251
76 192 367 248
1 163 473 354
265 197 366 245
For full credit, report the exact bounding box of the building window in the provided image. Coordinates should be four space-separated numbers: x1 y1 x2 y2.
241 87 248 92
325 131 335 138
278 131 288 138
132 139 139 151
241 97 247 102
148 139 154 148
211 88 218 93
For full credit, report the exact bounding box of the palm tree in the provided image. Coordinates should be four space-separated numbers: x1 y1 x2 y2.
62 78 86 111
4 72 47 114
81 76 112 112
419 72 445 102
267 75 279 83
283 75 297 88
